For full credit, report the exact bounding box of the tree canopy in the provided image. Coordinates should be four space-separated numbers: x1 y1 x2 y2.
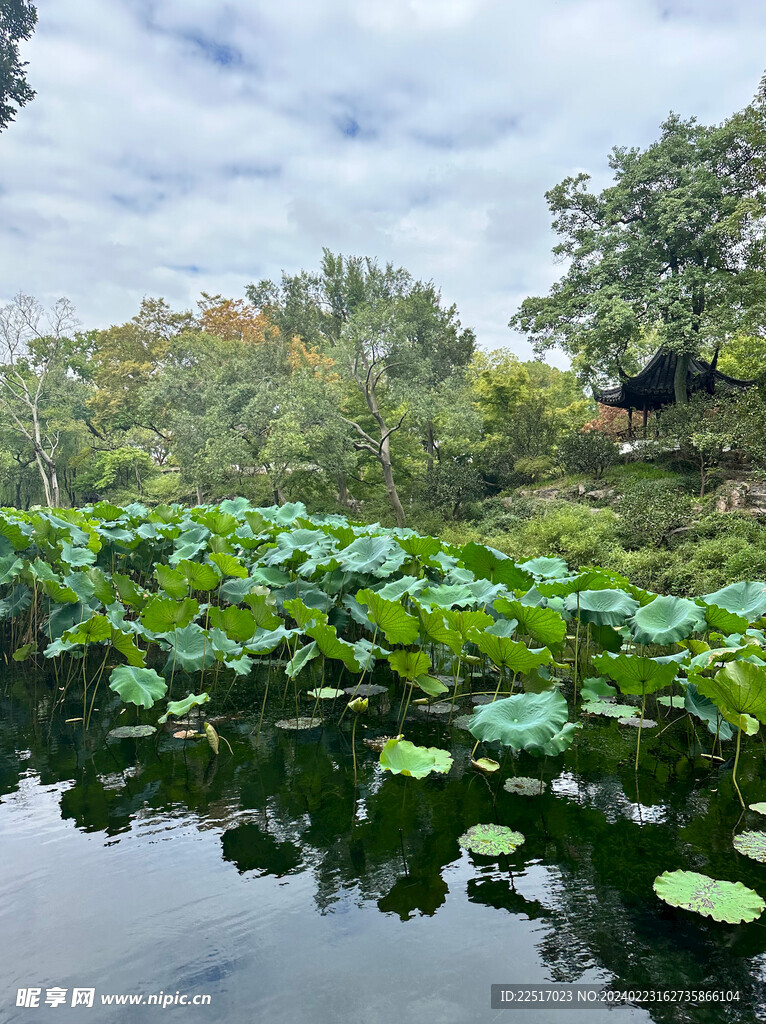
0 0 36 130
511 84 766 403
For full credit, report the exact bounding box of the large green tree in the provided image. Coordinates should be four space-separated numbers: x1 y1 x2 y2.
1 0 36 130
511 84 766 403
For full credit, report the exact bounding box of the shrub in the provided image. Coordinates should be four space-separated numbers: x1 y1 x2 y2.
556 431 619 479
615 480 694 548
503 502 619 566
513 456 557 484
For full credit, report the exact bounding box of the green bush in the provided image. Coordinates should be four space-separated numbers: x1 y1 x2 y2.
556 431 619 479
615 480 694 548
502 502 619 566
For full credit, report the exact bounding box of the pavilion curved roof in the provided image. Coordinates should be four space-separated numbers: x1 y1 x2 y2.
594 348 756 411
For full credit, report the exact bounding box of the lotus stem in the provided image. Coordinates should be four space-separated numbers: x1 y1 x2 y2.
397 682 414 734
635 690 647 771
732 728 745 810
351 715 359 785
573 595 581 705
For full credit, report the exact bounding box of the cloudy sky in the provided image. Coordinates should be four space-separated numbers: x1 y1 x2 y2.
2 0 765 360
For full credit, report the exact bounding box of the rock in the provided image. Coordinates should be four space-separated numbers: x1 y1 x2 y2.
582 487 617 502
716 483 749 513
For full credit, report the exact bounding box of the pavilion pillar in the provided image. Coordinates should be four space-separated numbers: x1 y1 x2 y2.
642 404 648 437
627 408 633 440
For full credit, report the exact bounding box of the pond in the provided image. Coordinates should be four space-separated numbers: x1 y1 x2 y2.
1 667 764 1024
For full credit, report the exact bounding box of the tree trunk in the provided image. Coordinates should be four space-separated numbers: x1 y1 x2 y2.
674 353 690 405
195 484 203 505
380 448 406 527
337 474 349 508
426 421 436 473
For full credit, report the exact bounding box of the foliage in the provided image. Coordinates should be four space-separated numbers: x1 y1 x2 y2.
556 430 619 479
0 0 36 130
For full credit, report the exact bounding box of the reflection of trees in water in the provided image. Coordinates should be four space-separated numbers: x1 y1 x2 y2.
1 687 765 1022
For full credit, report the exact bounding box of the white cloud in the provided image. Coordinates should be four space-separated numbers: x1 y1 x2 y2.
1 0 764 361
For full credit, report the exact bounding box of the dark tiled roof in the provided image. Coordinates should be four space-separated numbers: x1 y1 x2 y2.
594 349 756 410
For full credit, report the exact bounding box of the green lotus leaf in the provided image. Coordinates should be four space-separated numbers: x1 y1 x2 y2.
206 605 255 642
337 535 402 575
305 623 363 671
163 623 216 673
158 691 210 724
536 570 616 598
388 649 431 681
60 541 96 567
0 555 23 585
109 666 167 709
414 675 449 698
580 677 618 701
307 687 345 699
494 598 566 646
379 737 453 779
460 542 533 590
702 581 766 623
244 625 299 655
12 642 35 662
355 589 419 645
417 583 476 609
141 596 199 634
442 608 494 642
343 683 389 697
564 588 639 626
376 576 429 602
106 725 157 740
471 631 552 674
749 802 766 815
732 831 766 862
468 689 569 754
286 641 320 678
583 701 639 718
593 652 679 695
629 595 705 646
702 603 750 636
653 870 764 924
504 776 547 796
62 614 112 645
208 552 247 578
417 608 463 655
177 558 219 592
695 661 766 733
458 823 525 856
485 616 518 638
520 556 569 579
113 572 147 610
396 535 442 561
153 564 188 599
656 694 686 708
684 682 734 740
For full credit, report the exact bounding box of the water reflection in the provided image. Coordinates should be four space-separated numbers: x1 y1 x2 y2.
0 672 764 1023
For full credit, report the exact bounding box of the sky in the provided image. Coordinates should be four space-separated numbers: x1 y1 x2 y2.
2 0 766 362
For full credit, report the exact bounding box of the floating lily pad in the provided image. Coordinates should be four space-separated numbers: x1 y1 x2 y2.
458 823 525 856
275 717 322 731
618 716 657 728
172 729 202 740
582 701 639 719
416 702 452 714
472 695 496 705
749 802 766 815
343 684 388 697
471 757 500 773
656 695 686 708
106 725 157 741
653 870 765 923
452 715 474 731
733 831 766 863
307 687 344 699
503 777 547 796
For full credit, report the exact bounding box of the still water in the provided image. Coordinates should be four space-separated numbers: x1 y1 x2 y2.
1 670 764 1023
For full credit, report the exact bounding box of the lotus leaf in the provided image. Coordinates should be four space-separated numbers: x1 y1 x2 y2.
564 588 639 626
158 692 210 724
387 649 431 681
749 802 766 815
471 757 500 772
460 542 533 590
593 652 679 695
629 595 705 646
468 689 569 754
653 870 764 923
520 556 569 579
343 684 388 697
580 677 618 701
471 632 552 674
379 738 453 779
355 589 419 645
732 831 766 862
702 581 766 623
141 596 199 634
493 598 566 646
458 823 525 856
503 777 547 796
582 701 639 719
307 687 345 699
275 717 322 730
696 661 766 733
109 666 167 709
106 725 157 740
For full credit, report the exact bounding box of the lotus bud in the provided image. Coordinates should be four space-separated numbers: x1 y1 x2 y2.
348 697 368 714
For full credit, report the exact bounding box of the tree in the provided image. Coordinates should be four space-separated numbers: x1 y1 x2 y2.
659 395 737 496
1 0 36 130
249 250 475 526
511 85 766 404
0 293 79 505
